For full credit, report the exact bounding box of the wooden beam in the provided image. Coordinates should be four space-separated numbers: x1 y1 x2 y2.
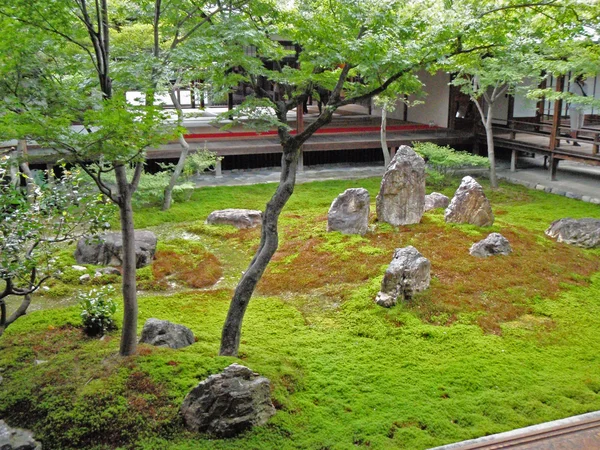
549 154 559 180
510 150 517 172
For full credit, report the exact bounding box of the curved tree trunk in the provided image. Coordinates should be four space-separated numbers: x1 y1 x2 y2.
115 165 138 356
0 294 32 338
219 143 300 356
380 108 391 166
163 88 190 211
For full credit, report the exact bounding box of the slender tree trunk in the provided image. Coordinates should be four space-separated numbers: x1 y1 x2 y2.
114 165 138 356
484 104 498 188
163 88 190 211
219 144 300 356
380 108 391 166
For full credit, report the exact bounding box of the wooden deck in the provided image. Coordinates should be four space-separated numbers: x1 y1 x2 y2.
489 123 600 180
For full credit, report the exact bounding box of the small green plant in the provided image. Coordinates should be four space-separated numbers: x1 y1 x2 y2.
78 286 118 336
413 142 489 186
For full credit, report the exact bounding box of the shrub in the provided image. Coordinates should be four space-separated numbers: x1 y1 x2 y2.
78 286 117 336
413 142 489 187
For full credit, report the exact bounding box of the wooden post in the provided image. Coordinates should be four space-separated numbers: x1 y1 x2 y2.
510 150 517 172
549 75 564 151
549 154 559 181
215 159 223 178
593 133 599 155
227 92 234 111
46 164 54 183
390 147 397 159
509 120 516 140
297 99 305 172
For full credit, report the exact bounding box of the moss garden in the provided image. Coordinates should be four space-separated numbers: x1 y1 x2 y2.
2 175 600 450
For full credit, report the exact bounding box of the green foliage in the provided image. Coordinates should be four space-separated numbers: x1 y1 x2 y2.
183 151 221 178
78 286 117 336
413 142 490 172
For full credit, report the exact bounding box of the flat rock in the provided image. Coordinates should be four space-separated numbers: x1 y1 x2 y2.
74 231 157 269
445 176 494 227
139 318 195 349
206 209 262 229
545 218 600 248
0 420 41 450
375 246 431 307
376 146 426 226
79 274 91 284
424 192 450 212
71 265 87 271
470 233 512 257
181 363 276 438
97 267 121 276
327 188 370 235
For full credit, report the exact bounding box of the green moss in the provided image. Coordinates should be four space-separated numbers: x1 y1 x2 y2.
2 176 600 450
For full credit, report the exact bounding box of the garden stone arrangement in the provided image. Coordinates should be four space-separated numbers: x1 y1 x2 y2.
139 319 195 349
545 218 600 248
74 230 157 269
424 192 450 212
470 233 513 257
376 146 426 226
327 188 370 235
180 363 276 438
206 209 263 229
375 246 431 307
445 176 494 227
0 420 41 450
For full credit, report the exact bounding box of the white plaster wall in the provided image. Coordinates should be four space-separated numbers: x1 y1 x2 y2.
405 71 450 127
513 78 538 117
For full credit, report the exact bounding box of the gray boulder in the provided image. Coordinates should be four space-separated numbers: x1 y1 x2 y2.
470 233 512 257
375 246 431 307
545 218 600 248
206 209 262 229
327 188 370 235
74 231 157 269
139 318 195 349
0 420 41 450
445 176 494 227
424 192 450 212
181 363 276 438
376 146 426 226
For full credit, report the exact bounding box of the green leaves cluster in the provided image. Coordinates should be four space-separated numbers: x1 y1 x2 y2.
78 286 118 336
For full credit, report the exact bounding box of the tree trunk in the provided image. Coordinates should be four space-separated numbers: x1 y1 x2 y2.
380 108 391 166
17 140 35 197
484 104 498 188
219 143 300 356
114 165 138 356
0 294 32 338
163 88 190 211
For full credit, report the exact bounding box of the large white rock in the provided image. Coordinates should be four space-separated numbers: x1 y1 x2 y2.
0 420 41 450
424 192 450 212
139 318 195 349
376 146 426 226
74 231 157 269
181 364 276 437
545 218 600 248
445 176 494 227
327 188 370 235
375 246 431 307
206 209 262 229
469 233 512 257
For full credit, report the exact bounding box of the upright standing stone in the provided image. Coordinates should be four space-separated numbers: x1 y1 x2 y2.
376 146 426 226
327 188 370 235
545 218 600 248
181 364 276 438
375 246 431 307
445 176 494 227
